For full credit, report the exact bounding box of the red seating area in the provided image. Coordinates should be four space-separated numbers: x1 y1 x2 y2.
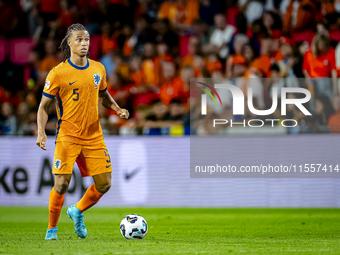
9 38 36 65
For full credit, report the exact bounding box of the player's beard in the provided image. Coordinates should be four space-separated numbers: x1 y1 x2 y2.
78 51 87 58
78 49 88 58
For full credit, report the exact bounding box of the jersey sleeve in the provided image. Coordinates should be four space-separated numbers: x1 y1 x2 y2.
99 67 107 93
43 68 60 98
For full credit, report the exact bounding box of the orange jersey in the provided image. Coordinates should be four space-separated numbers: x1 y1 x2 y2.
180 55 194 70
101 35 118 55
283 0 316 32
141 59 155 85
160 77 188 106
39 57 59 72
302 49 336 78
43 58 107 145
230 54 246 65
249 55 273 78
158 1 199 26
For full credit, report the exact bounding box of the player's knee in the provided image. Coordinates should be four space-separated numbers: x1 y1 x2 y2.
54 183 69 194
54 174 71 194
96 180 111 194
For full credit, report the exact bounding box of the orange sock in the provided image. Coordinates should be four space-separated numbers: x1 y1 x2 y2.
48 188 65 229
75 184 104 212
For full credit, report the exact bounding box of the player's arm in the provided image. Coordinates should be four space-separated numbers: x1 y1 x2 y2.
99 89 129 119
36 95 54 150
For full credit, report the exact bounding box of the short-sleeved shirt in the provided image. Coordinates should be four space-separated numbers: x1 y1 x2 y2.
249 55 272 78
303 48 336 78
160 77 189 106
43 58 107 145
158 1 199 26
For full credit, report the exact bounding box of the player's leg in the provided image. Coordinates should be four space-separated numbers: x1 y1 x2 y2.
75 172 111 212
45 174 72 240
75 141 112 212
67 141 112 238
66 151 90 238
93 171 112 194
49 174 72 228
46 142 81 240
66 172 111 239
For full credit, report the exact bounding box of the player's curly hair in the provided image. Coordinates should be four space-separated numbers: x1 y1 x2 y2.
59 23 90 61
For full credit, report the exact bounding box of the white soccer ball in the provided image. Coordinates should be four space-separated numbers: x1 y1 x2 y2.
120 214 148 239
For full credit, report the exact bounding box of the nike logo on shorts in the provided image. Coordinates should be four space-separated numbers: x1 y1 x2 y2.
106 165 111 168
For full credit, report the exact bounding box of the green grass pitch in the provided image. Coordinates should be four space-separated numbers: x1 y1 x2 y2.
1 207 340 254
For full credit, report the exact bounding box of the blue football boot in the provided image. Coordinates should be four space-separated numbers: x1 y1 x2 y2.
67 205 87 238
45 226 58 240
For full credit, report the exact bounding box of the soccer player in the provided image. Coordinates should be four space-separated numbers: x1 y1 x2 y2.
36 24 129 240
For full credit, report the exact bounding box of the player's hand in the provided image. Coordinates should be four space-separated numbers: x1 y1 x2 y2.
117 108 129 119
36 133 47 151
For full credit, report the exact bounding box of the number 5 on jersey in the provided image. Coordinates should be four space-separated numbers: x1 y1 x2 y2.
73 88 79 101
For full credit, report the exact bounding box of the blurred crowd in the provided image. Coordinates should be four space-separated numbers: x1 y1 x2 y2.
1 0 340 136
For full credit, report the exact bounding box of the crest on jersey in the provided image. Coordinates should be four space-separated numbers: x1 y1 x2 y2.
55 159 61 169
93 73 101 86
